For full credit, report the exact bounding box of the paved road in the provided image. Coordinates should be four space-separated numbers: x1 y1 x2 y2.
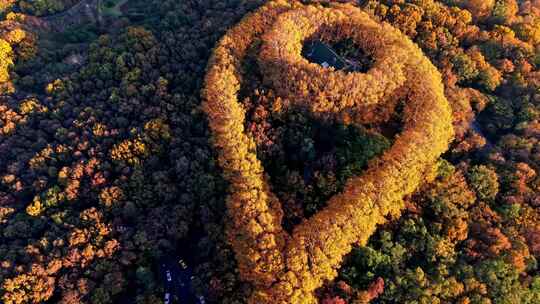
159 256 206 304
41 0 101 31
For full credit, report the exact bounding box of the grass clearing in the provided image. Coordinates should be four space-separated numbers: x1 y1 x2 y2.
102 0 128 17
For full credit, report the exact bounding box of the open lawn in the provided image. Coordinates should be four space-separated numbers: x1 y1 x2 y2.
101 0 128 17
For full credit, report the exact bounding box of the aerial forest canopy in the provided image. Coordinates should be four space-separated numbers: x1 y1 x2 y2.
2 0 540 304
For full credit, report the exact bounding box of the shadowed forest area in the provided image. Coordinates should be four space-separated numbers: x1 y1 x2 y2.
2 0 540 303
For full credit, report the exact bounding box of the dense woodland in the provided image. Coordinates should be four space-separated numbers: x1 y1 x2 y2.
2 0 540 303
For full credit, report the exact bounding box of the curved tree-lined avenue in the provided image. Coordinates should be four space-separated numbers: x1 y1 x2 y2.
203 1 454 302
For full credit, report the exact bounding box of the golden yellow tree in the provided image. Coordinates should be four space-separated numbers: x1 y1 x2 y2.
0 37 13 83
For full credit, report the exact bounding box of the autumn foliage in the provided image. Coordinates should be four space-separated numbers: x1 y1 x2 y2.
4 0 540 302
202 1 454 303
257 5 409 121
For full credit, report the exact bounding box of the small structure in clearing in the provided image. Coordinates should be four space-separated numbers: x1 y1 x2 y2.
303 40 346 70
303 40 369 72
